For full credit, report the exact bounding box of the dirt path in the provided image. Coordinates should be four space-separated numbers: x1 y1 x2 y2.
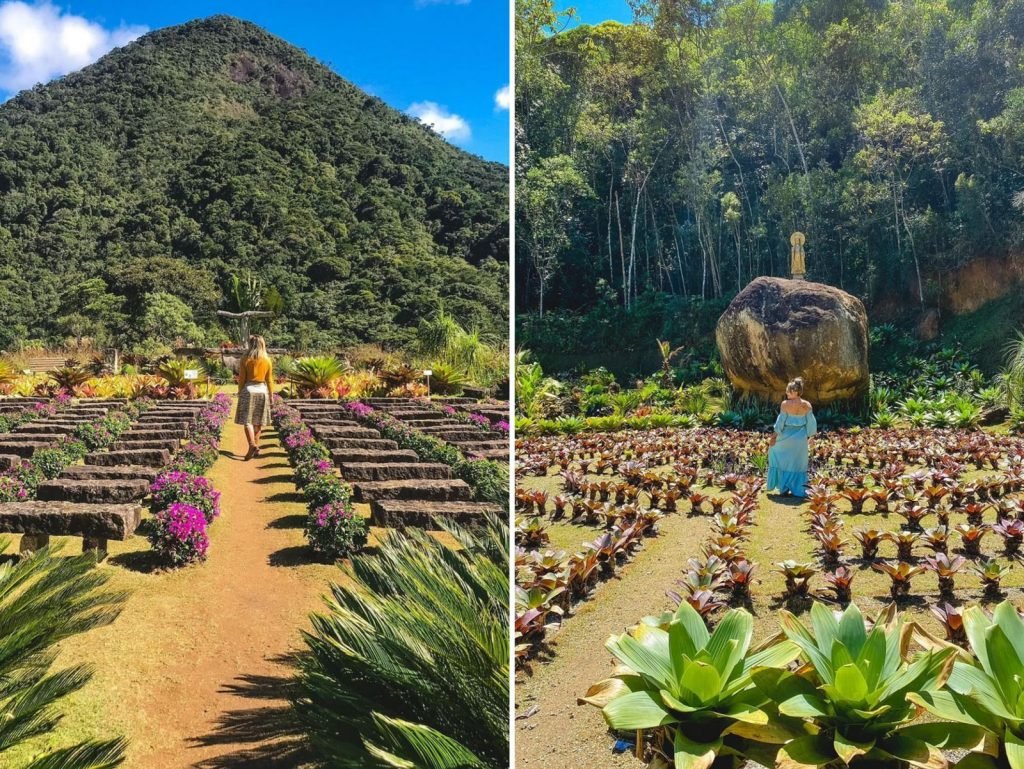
10 419 344 768
515 512 713 769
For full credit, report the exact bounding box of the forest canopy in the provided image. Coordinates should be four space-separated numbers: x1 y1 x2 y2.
0 15 509 354
515 0 1024 346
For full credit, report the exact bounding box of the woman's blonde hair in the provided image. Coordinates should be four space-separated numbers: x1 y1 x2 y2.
247 335 269 361
787 377 804 396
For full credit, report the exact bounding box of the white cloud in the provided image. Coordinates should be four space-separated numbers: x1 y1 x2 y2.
407 100 471 143
495 84 510 110
0 1 146 93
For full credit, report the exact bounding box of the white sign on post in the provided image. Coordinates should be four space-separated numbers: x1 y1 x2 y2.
184 369 200 381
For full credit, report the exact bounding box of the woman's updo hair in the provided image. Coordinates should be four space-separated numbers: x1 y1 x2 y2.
787 377 804 396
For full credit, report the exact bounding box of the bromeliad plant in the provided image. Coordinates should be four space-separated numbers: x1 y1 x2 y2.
582 601 801 769
756 602 976 768
909 601 1024 768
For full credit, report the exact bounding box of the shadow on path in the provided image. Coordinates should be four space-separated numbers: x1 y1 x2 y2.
188 655 315 769
267 514 306 530
268 545 323 568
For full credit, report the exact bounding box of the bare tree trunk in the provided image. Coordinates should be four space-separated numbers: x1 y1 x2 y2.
616 192 627 310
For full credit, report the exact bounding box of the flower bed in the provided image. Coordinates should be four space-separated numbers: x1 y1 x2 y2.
146 393 230 566
343 401 509 506
272 400 366 560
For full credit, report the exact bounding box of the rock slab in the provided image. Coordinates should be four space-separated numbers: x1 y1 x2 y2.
715 277 869 405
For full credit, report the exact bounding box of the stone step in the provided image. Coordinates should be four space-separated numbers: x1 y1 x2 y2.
402 418 454 427
112 438 180 452
0 500 142 540
60 465 159 483
130 421 191 430
455 440 510 451
122 429 188 440
37 478 150 504
332 449 418 465
0 455 22 471
0 440 54 457
422 429 490 442
388 411 447 421
322 437 399 451
339 462 452 483
466 449 509 461
314 426 380 439
353 479 472 503
306 418 360 427
15 422 82 434
1 433 64 442
370 499 503 530
85 448 170 467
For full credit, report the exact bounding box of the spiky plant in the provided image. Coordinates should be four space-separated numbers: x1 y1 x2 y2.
288 356 347 397
292 515 508 768
426 362 468 396
0 540 127 768
49 365 91 394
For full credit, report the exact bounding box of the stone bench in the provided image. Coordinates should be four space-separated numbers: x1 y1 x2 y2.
0 440 55 457
37 478 150 504
60 465 159 483
331 448 417 465
370 499 502 530
352 478 472 503
85 448 171 467
0 500 142 555
339 462 452 483
0 455 21 471
112 438 180 452
321 437 399 451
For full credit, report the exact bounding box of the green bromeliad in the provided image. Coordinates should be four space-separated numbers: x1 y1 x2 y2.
756 602 985 768
910 601 1024 768
581 601 802 769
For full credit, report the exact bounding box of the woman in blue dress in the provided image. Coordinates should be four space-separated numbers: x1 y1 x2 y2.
767 377 817 498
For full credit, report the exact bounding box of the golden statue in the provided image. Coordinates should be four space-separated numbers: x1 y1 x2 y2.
790 231 806 279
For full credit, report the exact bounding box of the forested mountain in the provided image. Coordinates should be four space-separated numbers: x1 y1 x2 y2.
0 15 508 353
516 0 1024 344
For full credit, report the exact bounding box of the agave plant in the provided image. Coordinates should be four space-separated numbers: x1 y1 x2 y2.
581 602 800 769
910 602 1024 768
0 540 127 768
288 356 347 397
756 602 971 768
293 515 508 768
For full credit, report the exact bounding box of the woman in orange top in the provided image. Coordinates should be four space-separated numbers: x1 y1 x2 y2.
235 335 274 460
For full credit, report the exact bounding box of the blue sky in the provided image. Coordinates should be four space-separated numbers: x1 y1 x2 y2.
0 0 510 163
561 0 633 27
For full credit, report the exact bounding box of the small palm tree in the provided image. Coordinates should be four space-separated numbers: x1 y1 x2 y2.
0 541 127 768
656 338 685 387
293 516 508 768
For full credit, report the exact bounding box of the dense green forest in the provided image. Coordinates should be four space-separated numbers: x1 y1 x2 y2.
515 0 1024 367
0 15 508 354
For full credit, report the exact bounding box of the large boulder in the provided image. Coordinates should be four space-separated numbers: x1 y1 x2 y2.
715 277 869 405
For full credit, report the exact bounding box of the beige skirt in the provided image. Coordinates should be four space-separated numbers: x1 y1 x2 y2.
235 383 271 425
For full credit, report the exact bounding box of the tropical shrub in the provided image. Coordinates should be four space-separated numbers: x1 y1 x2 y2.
427 361 468 395
293 516 508 768
147 502 210 565
583 601 801 768
305 501 368 561
0 540 127 768
288 356 346 397
302 474 351 510
0 472 29 502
